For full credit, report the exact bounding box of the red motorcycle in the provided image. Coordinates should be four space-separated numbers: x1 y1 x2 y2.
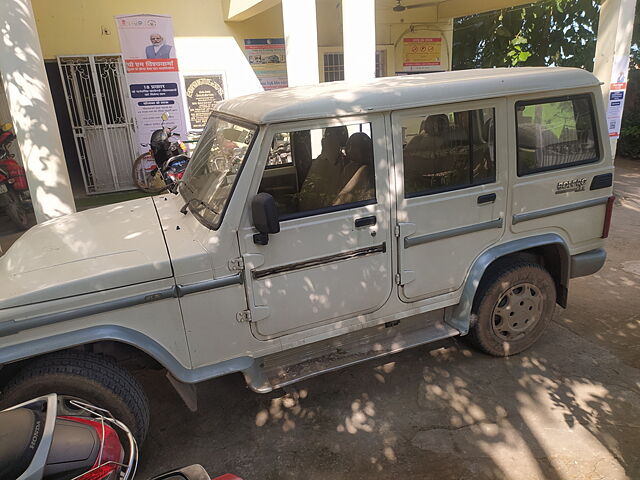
0 122 31 230
0 394 244 480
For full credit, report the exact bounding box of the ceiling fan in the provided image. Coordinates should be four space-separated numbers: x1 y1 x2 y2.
392 0 442 12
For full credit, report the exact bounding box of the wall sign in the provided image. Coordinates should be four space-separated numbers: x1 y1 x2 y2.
607 54 630 138
402 37 442 72
244 38 288 90
184 75 225 130
115 14 188 154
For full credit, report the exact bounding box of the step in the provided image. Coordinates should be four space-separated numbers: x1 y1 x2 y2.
243 311 460 392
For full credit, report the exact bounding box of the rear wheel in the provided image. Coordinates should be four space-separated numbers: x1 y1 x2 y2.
132 152 166 193
0 351 150 444
467 262 556 356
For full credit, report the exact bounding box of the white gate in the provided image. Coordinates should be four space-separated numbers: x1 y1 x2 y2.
58 55 137 194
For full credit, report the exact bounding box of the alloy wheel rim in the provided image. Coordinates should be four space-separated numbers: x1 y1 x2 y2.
491 282 543 341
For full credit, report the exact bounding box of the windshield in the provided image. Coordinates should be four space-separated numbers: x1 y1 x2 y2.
180 115 257 229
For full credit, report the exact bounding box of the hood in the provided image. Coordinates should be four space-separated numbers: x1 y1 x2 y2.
0 198 172 310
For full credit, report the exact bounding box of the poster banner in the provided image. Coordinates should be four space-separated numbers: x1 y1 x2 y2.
402 37 442 72
184 75 225 130
115 14 188 154
244 38 288 90
607 55 630 138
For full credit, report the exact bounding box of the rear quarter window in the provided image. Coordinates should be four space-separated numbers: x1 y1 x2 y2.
516 94 600 176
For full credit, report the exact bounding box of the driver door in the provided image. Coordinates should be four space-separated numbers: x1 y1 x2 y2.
238 115 393 339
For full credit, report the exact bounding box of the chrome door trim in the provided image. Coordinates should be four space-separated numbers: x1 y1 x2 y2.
253 243 386 280
512 196 608 225
404 218 503 249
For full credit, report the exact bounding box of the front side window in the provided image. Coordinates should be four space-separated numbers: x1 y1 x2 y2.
401 107 496 197
258 123 376 219
516 95 599 176
180 114 257 229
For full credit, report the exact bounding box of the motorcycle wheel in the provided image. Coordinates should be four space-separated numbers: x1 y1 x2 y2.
5 190 30 230
132 152 167 194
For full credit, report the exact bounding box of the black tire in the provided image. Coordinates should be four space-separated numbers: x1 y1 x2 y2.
5 191 29 230
466 261 556 357
0 351 150 444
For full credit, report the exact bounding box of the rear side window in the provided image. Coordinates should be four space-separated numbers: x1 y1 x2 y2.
516 95 599 176
401 108 496 197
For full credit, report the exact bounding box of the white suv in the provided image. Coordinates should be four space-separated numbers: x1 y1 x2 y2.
0 67 614 443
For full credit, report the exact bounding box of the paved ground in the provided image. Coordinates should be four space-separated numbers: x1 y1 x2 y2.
133 158 640 480
2 160 638 479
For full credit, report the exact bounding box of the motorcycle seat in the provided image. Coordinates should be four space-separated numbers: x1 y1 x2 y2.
0 408 44 480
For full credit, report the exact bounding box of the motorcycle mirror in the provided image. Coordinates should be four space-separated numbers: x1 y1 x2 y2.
161 112 170 122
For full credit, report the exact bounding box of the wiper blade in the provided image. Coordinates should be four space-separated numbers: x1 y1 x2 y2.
180 197 219 216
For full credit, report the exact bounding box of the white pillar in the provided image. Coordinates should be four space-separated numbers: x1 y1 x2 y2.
0 0 75 223
342 0 376 82
281 0 320 87
593 0 638 155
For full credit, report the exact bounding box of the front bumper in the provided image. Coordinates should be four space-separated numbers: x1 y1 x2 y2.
570 248 607 279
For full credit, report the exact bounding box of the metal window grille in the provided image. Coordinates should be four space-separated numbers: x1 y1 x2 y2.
323 50 387 82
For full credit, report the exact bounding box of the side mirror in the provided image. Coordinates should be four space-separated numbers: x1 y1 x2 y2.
251 193 279 245
161 112 170 121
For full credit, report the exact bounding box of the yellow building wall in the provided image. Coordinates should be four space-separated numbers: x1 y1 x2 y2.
31 0 283 58
32 0 451 90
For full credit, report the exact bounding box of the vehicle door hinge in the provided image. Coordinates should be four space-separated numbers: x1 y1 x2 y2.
394 273 401 285
228 257 245 272
236 310 251 323
394 224 401 238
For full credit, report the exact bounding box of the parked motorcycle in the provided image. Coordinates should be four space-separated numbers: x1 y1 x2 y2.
0 122 31 230
132 113 190 194
0 394 242 480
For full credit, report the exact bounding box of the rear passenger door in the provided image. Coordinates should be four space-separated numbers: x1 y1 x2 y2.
393 100 508 302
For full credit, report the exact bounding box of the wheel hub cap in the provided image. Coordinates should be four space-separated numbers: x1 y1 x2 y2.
491 283 543 341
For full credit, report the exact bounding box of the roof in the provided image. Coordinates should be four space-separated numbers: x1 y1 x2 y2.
213 67 600 125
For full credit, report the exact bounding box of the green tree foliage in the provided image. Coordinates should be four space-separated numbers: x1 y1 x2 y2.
452 0 601 70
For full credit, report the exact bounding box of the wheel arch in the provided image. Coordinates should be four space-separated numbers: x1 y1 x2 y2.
449 233 570 335
0 325 254 385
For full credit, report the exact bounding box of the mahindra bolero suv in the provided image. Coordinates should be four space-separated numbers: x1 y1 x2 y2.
0 67 614 443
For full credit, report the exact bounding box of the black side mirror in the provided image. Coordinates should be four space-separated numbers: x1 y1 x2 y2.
251 193 280 245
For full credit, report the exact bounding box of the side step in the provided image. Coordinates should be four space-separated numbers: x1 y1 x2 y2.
243 311 459 393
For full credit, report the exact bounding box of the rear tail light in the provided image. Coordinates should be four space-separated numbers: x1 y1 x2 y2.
602 195 615 238
212 475 244 480
74 463 119 480
60 416 123 480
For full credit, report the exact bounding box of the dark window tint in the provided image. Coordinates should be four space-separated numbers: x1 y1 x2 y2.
516 95 599 176
402 108 496 197
258 123 376 219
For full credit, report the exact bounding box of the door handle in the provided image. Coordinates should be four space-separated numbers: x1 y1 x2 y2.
477 193 496 205
355 215 377 228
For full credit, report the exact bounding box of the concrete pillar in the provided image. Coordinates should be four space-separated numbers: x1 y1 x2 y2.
281 0 320 87
0 0 75 223
593 0 638 155
342 0 376 82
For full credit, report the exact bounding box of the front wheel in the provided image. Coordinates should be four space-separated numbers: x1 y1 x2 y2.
4 190 30 230
467 262 556 357
0 351 150 444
